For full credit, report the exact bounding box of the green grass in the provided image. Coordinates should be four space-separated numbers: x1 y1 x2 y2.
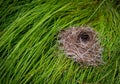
0 0 120 84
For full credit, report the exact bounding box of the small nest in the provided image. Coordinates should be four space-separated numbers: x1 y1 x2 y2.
58 26 104 66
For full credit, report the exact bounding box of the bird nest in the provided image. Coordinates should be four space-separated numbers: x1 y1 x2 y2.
58 26 104 66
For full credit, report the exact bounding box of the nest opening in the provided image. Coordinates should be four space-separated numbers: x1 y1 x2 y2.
79 32 90 42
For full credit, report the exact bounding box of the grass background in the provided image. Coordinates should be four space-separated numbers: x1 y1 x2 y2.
0 0 120 84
